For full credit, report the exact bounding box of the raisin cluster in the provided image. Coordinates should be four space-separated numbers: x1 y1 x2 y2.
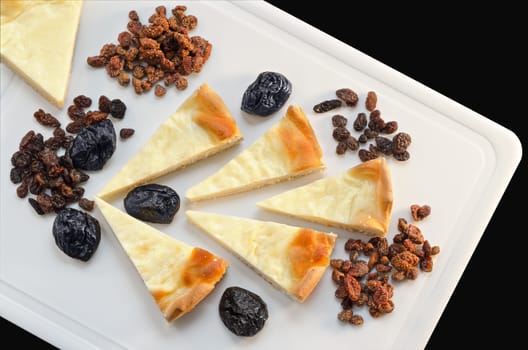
9 95 131 215
331 204 438 325
87 5 212 97
314 89 412 162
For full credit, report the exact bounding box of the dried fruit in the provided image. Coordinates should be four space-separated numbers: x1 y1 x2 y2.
411 204 431 221
313 99 342 113
219 286 268 337
69 119 116 171
109 99 127 119
33 109 60 128
332 127 350 142
332 114 348 127
119 128 135 139
52 208 101 261
124 184 180 224
336 88 359 106
365 91 377 111
241 71 292 116
353 112 367 131
392 132 412 154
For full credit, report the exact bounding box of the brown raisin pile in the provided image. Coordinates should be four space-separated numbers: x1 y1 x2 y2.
9 95 132 215
87 5 212 97
315 89 412 162
331 204 439 325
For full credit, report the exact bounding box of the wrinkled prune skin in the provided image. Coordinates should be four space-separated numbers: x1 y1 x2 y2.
52 208 101 262
219 286 268 337
69 119 116 170
124 184 180 224
241 71 292 116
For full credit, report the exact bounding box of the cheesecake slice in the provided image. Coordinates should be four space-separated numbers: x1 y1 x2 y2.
258 158 393 237
95 198 228 322
186 105 325 202
186 210 337 302
0 0 83 108
98 83 243 199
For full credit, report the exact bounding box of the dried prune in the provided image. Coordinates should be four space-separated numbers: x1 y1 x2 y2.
219 286 268 337
241 71 292 116
124 184 180 223
69 119 116 171
52 208 101 261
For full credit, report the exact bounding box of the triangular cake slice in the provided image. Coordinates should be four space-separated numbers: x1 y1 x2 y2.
98 83 243 199
186 105 325 202
258 158 393 237
0 0 83 108
95 198 229 322
186 210 337 302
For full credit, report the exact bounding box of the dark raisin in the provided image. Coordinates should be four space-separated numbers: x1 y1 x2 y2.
332 114 348 127
393 151 410 161
336 88 359 106
358 134 368 143
119 128 135 139
353 113 367 131
78 198 95 211
66 121 84 134
392 132 412 153
124 184 180 224
10 167 23 184
363 128 378 139
313 99 342 113
69 119 116 171
336 142 347 155
67 105 86 121
73 95 92 108
219 286 268 337
34 109 60 128
28 198 44 215
375 136 393 155
241 71 292 116
98 95 112 113
52 208 101 261
365 91 377 111
368 110 385 132
382 121 398 134
332 127 350 142
109 99 127 119
345 135 359 151
358 149 378 162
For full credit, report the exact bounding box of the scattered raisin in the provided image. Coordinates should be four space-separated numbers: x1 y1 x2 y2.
345 135 359 151
78 198 95 211
375 136 393 155
358 149 378 162
34 109 60 128
336 142 347 155
353 113 367 131
332 127 350 142
313 99 342 113
336 88 359 106
411 204 431 221
393 150 410 161
119 128 135 139
73 95 92 108
382 121 398 134
332 114 348 127
365 91 377 111
392 132 412 154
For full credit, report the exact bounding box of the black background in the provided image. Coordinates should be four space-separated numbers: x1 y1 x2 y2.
2 2 525 348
